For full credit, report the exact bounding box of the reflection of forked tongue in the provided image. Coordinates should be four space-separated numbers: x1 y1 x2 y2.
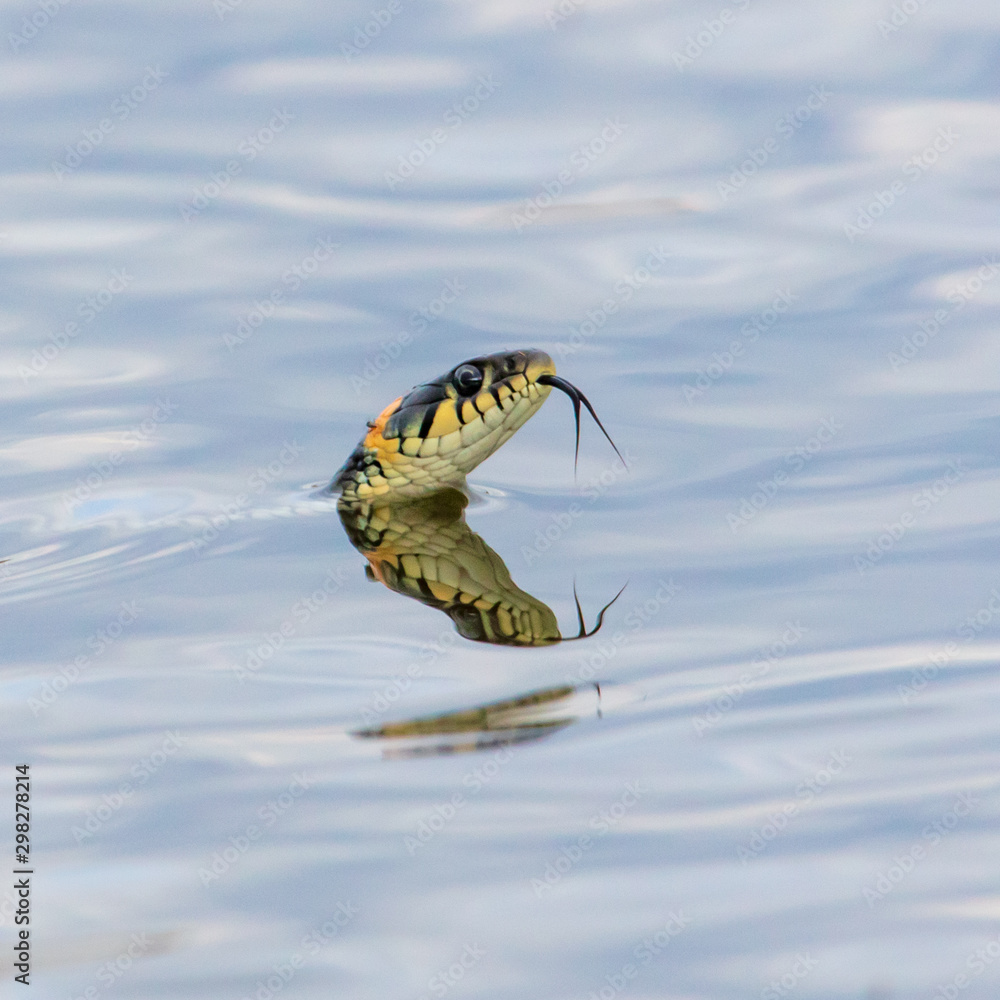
537 373 626 471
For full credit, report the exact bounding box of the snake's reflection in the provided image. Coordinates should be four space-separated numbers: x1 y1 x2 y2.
338 488 619 647
353 683 604 758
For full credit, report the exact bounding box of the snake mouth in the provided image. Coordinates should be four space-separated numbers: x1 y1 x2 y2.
536 373 626 472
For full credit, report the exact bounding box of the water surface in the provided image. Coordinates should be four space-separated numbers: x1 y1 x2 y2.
4 1 1000 997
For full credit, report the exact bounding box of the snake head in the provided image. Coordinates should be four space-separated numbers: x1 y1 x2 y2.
383 348 556 446
333 348 623 501
335 349 557 499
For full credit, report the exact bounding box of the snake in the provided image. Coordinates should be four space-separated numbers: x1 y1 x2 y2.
332 349 623 502
353 683 583 755
338 488 621 646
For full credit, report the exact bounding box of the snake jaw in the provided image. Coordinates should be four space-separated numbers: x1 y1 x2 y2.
334 349 557 501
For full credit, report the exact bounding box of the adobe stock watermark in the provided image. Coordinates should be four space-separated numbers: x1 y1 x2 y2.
518 502 585 566
62 398 178 512
8 0 71 52
897 640 959 707
717 86 831 201
51 66 168 178
340 0 406 59
410 276 466 334
897 582 1000 705
511 118 627 232
350 331 413 394
862 791 978 907
934 931 1000 1000
18 269 133 383
726 417 842 531
238 903 360 1000
179 109 294 221
232 565 350 682
415 944 486 1000
298 902 359 952
198 772 314 885
737 751 852 863
691 620 808 736
683 288 796 401
521 449 634 565
223 236 338 349
546 0 584 30
531 781 646 897
888 255 1000 371
555 247 671 358
190 439 306 555
672 0 752 71
854 459 966 574
356 630 456 727
404 745 514 855
213 0 246 20
71 732 187 843
878 0 933 39
563 580 683 687
957 583 1000 643
385 76 500 189
762 954 819 1000
28 601 142 716
844 127 958 242
73 932 155 998
350 275 466 394
585 912 692 1000
225 235 338 348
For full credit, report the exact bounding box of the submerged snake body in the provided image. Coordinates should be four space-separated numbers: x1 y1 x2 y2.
334 350 555 502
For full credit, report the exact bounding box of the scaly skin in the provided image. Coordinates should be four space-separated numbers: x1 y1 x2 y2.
338 489 561 646
332 349 555 501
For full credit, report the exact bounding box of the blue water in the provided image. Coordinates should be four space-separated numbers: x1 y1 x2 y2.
4 1 1000 997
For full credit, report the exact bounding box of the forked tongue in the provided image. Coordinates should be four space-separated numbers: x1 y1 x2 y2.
537 373 626 472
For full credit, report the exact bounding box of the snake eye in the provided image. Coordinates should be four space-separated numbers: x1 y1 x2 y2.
453 364 483 395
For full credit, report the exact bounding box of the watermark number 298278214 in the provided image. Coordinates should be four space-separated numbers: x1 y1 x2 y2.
13 764 32 985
